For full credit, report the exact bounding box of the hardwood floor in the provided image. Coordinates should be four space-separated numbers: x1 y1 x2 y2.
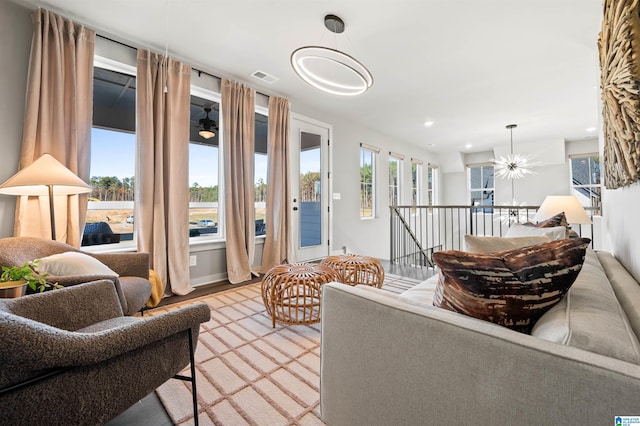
107 260 432 425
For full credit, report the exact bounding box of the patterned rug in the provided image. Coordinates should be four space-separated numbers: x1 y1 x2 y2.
152 274 422 425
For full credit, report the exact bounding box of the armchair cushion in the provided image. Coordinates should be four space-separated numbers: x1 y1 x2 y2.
37 252 119 277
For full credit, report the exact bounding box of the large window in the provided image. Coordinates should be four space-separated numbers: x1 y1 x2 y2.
84 65 136 247
360 147 376 218
570 154 601 215
469 164 494 209
255 111 268 236
427 164 438 206
411 159 423 206
389 154 402 206
189 94 221 239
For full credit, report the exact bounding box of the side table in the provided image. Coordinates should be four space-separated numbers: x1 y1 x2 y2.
320 254 385 288
261 262 340 328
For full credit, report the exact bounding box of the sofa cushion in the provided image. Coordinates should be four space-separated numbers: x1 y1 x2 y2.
464 235 550 253
399 274 439 306
532 250 640 364
596 251 640 342
505 223 567 240
432 238 590 333
37 252 118 277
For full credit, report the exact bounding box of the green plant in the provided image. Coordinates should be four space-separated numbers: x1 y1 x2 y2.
0 260 63 293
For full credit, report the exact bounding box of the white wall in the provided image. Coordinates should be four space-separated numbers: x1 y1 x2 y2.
292 103 436 259
0 1 31 237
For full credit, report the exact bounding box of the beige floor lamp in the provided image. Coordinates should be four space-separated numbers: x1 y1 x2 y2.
0 153 92 240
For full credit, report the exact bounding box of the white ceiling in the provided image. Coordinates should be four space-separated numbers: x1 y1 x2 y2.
11 0 603 154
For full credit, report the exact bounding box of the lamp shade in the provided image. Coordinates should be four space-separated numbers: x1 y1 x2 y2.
0 153 91 196
533 195 592 225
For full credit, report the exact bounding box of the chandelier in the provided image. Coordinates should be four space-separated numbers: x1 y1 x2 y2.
492 124 539 180
291 14 373 96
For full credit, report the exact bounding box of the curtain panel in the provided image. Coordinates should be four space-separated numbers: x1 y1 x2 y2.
261 96 291 273
16 8 94 246
222 80 256 284
136 49 192 295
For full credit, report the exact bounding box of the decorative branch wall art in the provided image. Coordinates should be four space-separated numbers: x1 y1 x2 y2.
599 0 640 189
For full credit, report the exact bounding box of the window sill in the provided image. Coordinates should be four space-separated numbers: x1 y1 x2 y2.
83 235 266 253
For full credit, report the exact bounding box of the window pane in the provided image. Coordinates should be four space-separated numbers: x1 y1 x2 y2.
360 149 374 218
85 66 136 247
470 166 481 189
590 157 601 185
255 112 268 236
389 157 399 206
189 96 220 238
483 166 494 188
300 132 322 247
571 158 589 186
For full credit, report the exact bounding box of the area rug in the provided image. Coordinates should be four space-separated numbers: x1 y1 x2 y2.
152 274 422 425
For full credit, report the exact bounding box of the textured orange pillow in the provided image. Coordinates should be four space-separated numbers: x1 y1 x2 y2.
432 237 590 333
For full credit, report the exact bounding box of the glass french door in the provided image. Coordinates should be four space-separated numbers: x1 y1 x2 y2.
290 117 330 261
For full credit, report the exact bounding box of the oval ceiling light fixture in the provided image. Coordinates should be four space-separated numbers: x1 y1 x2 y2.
291 14 373 96
424 121 434 127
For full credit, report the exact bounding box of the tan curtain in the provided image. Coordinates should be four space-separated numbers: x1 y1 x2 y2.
222 80 256 283
16 8 94 246
136 50 192 295
261 97 291 272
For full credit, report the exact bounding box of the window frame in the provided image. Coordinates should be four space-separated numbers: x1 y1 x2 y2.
427 163 438 206
569 153 601 215
189 87 224 243
388 153 403 206
411 159 423 206
359 146 377 219
467 163 495 207
83 57 138 252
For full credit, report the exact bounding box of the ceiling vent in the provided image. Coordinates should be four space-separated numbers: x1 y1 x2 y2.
251 70 279 84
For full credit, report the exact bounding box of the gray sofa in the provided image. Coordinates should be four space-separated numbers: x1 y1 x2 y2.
320 249 640 425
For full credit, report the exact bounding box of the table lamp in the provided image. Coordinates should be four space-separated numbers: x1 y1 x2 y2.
533 195 592 224
0 153 92 240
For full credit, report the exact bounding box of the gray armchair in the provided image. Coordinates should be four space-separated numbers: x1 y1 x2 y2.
0 236 151 315
0 279 210 425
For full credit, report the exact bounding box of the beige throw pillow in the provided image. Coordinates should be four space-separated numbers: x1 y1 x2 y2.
505 223 567 240
464 235 551 253
37 252 119 277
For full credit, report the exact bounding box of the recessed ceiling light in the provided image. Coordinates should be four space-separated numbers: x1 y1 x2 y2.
465 144 472 149
424 121 434 127
586 127 597 132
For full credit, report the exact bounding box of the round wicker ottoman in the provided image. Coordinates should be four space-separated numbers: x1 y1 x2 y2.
261 263 340 328
320 254 385 288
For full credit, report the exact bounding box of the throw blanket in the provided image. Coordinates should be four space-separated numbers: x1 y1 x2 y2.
146 269 165 308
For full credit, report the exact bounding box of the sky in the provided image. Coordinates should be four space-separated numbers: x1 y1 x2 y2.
91 127 267 187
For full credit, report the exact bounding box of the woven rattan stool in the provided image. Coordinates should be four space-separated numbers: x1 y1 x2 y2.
261 263 340 328
320 254 385 288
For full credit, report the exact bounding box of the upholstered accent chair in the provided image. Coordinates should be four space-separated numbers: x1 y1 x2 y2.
0 236 152 315
0 279 210 425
